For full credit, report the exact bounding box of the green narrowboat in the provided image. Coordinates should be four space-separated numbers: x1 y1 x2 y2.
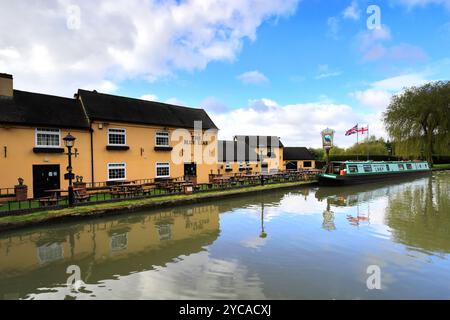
318 161 431 186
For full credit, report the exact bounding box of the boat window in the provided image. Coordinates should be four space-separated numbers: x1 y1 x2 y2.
406 164 412 170
398 164 404 170
348 165 358 173
363 165 372 173
386 165 390 171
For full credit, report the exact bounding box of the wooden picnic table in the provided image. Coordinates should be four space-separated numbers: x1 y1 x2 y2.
110 184 144 198
41 188 89 206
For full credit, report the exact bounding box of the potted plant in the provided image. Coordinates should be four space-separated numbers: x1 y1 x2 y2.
14 177 28 201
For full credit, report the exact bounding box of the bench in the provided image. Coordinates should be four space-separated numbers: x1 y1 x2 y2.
38 197 59 207
74 189 90 203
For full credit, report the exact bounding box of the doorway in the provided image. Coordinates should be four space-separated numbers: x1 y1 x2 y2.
286 161 297 171
184 163 197 184
32 165 60 199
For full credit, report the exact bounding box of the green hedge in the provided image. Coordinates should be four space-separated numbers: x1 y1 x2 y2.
329 155 401 161
327 154 450 163
432 155 450 164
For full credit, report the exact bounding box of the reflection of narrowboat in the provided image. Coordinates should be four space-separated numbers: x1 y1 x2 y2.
318 161 431 186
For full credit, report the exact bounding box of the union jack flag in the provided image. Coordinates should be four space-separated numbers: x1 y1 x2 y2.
345 125 358 136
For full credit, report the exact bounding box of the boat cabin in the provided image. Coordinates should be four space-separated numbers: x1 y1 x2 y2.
324 161 430 176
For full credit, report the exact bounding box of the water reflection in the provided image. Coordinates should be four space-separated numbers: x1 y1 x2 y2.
0 173 449 299
385 173 450 253
0 204 220 299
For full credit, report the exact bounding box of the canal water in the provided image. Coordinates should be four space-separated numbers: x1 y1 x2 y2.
0 172 449 300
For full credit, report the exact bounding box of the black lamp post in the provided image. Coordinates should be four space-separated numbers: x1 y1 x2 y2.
63 133 76 206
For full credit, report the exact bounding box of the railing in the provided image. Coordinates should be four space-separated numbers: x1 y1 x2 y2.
0 187 15 198
0 171 318 216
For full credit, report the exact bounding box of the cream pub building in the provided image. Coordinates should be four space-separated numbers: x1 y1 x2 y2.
0 73 218 198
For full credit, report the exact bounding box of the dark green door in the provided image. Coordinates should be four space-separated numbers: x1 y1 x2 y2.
32 165 60 199
184 163 197 183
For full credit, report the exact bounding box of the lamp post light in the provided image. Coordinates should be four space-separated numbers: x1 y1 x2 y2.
259 150 265 186
63 133 76 206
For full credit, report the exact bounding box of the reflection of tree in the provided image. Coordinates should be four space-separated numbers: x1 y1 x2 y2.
385 174 450 253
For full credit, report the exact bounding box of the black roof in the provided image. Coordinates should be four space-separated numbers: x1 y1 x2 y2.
78 89 218 130
0 90 89 129
218 140 259 162
234 135 284 148
283 147 315 160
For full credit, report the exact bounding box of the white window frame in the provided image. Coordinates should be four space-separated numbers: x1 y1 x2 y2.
155 131 170 147
239 161 245 169
108 128 127 146
225 162 232 170
35 128 61 148
156 162 170 178
107 163 126 181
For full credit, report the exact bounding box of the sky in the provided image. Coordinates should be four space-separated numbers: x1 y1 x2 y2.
1 0 450 148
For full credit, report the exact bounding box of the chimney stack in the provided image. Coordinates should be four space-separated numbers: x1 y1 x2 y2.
0 73 13 97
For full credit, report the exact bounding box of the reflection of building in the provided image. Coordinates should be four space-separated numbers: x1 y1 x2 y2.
0 204 220 299
37 243 64 264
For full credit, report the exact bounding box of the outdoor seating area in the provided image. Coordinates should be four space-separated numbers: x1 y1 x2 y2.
0 170 319 215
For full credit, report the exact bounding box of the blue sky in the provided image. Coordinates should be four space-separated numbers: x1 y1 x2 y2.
1 0 450 147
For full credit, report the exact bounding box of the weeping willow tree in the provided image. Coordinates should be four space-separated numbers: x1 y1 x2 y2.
383 81 450 163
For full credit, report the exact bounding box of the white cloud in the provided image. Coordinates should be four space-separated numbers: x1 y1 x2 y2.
396 0 450 9
200 96 230 114
315 64 341 79
327 17 340 39
355 25 427 62
350 72 430 112
350 89 392 110
237 70 269 85
343 1 361 20
165 97 185 105
209 97 381 148
0 0 298 96
140 94 159 101
371 73 429 91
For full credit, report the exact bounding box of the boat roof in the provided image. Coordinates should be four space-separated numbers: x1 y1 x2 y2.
330 160 428 164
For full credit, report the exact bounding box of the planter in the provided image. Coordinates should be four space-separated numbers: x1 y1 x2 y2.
73 182 87 189
14 185 28 201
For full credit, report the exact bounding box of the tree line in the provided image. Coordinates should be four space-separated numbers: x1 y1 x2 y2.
383 81 450 164
310 81 449 164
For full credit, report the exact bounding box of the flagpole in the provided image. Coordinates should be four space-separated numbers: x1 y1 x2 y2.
367 124 369 161
356 123 359 161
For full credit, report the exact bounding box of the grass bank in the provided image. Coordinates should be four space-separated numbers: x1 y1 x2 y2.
432 164 450 171
0 180 316 232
